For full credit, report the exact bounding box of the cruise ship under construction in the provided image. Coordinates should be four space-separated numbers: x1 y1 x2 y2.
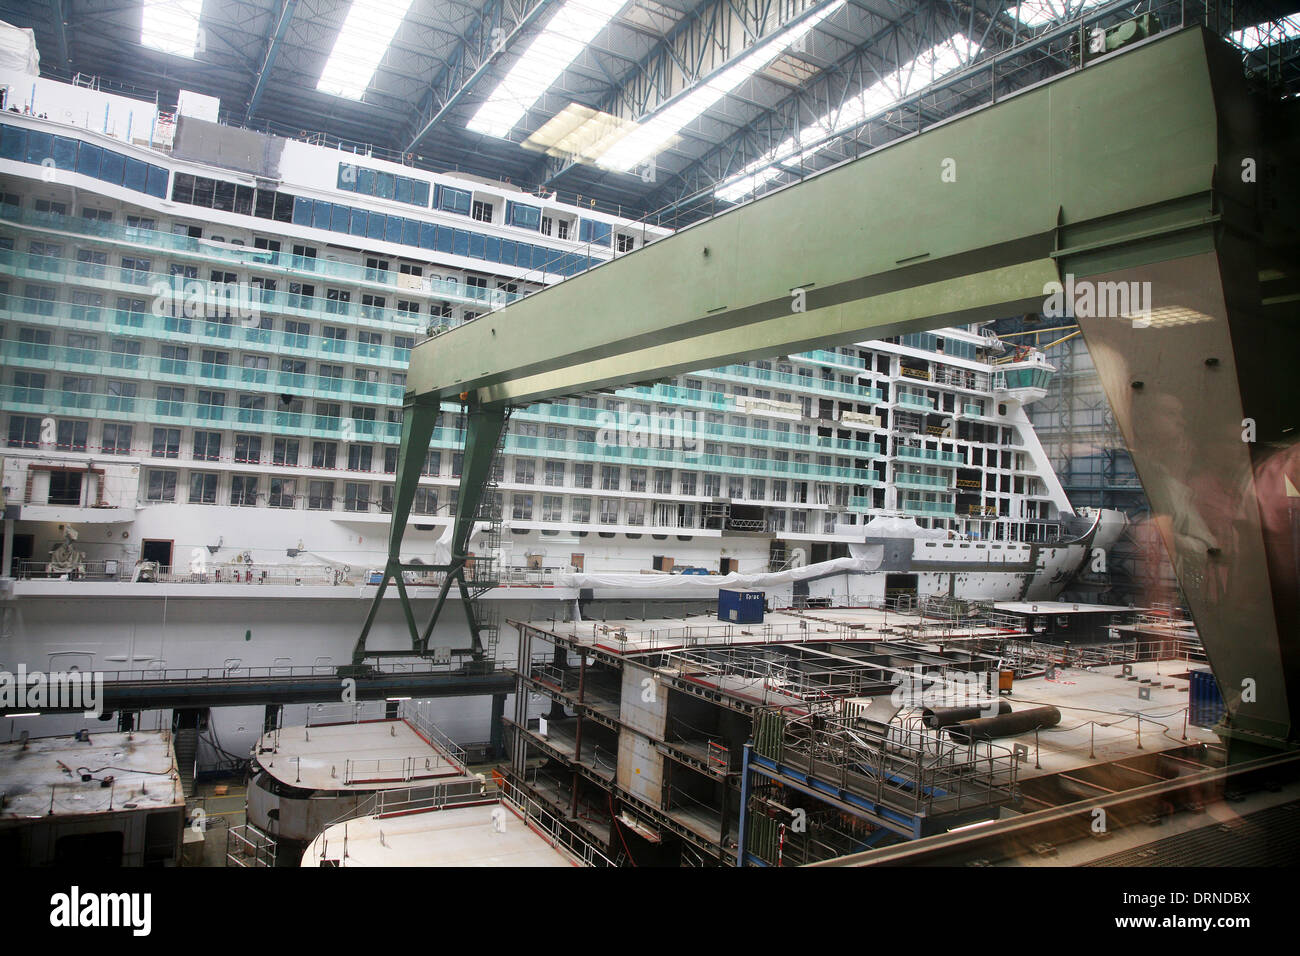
0 3 1298 873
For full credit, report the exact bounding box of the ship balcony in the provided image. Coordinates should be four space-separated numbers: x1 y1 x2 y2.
0 251 444 336
893 472 952 491
699 364 879 402
0 295 418 370
522 401 878 456
962 403 985 416
0 382 409 445
1 338 410 407
1 207 530 308
622 383 735 411
901 499 957 517
896 393 937 411
792 349 867 370
894 446 963 465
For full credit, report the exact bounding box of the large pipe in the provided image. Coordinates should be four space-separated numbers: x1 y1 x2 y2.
946 706 1062 743
922 702 1012 729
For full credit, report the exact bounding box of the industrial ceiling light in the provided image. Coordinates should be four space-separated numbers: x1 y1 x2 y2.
317 0 416 100
141 0 205 57
469 0 630 139
594 0 846 173
522 102 639 163
715 31 979 203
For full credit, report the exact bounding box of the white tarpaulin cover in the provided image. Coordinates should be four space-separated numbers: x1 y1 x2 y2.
0 21 38 75
860 515 948 539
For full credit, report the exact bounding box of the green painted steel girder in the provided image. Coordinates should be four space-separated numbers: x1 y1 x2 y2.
408 28 1222 407
373 27 1300 750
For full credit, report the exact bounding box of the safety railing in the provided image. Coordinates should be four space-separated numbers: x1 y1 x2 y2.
778 712 1020 820
225 823 277 868
16 560 345 586
495 774 616 867
403 700 469 773
342 754 458 786
91 656 481 684
526 615 863 653
304 700 389 726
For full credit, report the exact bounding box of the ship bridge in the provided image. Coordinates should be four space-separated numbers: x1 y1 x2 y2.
992 348 1056 404
358 27 1300 759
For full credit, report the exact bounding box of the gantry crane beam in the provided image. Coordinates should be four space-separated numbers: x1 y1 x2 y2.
361 28 1300 757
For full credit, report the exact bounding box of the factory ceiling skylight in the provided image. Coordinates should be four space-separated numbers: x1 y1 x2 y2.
1007 0 1106 28
594 0 845 173
140 0 205 57
317 0 416 100
1232 15 1300 51
468 0 630 140
715 32 979 203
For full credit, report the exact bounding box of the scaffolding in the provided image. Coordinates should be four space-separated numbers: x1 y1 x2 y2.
742 708 1020 864
226 823 277 868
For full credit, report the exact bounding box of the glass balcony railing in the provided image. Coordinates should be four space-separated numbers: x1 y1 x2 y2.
963 403 984 416
893 472 951 489
0 338 406 406
895 446 963 465
700 364 880 402
519 402 880 458
0 208 527 307
1 383 405 446
793 349 866 370
897 393 936 410
0 250 435 335
0 295 418 368
902 499 958 516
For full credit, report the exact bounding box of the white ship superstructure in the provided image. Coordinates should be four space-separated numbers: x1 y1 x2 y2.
0 67 1119 748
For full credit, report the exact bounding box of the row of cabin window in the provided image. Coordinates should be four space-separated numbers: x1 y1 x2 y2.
339 161 615 247
0 123 170 198
289 196 598 276
141 469 383 510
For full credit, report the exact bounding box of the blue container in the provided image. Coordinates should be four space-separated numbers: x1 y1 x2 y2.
718 588 765 624
1189 669 1226 728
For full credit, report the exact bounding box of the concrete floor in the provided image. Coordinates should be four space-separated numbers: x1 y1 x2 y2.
187 779 248 867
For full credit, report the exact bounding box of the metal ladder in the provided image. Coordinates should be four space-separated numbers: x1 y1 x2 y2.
462 412 510 659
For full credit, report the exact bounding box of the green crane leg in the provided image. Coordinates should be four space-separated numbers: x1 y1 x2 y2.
414 402 509 660
352 395 439 664
451 403 509 559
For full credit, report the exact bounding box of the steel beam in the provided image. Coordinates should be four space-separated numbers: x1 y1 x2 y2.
405 0 557 153
410 30 1219 407
353 395 438 661
246 0 298 120
386 28 1300 750
47 0 71 77
0 670 514 714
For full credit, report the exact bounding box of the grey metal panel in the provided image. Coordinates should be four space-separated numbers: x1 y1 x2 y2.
171 117 286 178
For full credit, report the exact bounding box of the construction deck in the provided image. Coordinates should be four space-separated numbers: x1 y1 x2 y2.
302 801 578 866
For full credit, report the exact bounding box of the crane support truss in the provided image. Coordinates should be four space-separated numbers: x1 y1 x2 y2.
363 28 1300 757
